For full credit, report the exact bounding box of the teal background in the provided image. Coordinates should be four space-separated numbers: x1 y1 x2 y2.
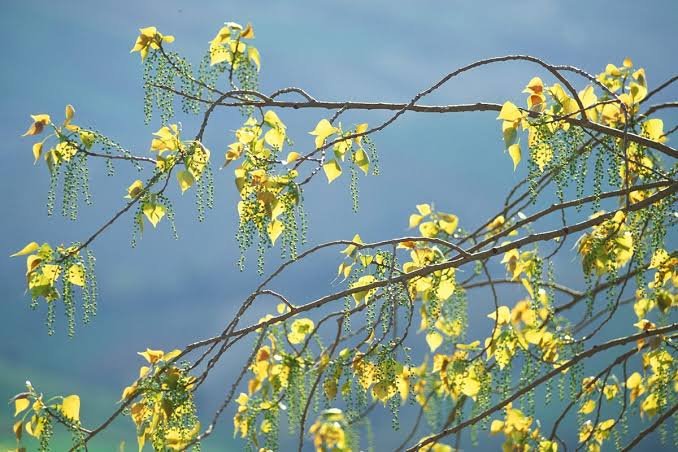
1 0 677 450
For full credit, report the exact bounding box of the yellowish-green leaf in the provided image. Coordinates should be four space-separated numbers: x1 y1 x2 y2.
351 275 377 304
488 306 511 325
416 204 431 216
264 127 285 149
426 331 443 352
284 151 300 164
497 101 522 122
323 159 342 183
341 234 363 256
579 399 596 414
176 170 195 193
309 119 338 149
67 264 85 287
267 219 284 245
409 214 423 229
353 148 369 175
247 46 260 71
508 143 521 170
461 377 480 399
11 242 39 257
33 141 44 163
14 398 30 416
142 203 166 228
490 419 504 434
61 395 80 421
125 180 144 199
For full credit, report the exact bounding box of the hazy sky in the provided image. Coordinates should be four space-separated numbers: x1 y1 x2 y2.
1 1 676 450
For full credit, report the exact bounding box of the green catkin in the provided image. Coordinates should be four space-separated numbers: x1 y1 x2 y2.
157 194 179 240
63 279 76 337
592 148 605 210
47 164 60 216
38 416 53 452
46 298 56 336
364 136 380 176
350 162 359 213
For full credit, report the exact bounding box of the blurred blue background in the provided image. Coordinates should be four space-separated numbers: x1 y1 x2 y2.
1 0 677 450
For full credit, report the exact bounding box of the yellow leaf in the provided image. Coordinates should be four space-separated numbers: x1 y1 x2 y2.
240 23 255 39
643 118 666 143
142 203 166 228
65 104 75 122
284 151 300 164
497 101 522 122
438 214 459 234
351 275 377 304
508 143 521 170
416 204 431 216
13 420 22 441
323 159 342 183
354 123 368 145
309 119 338 149
11 242 39 257
626 372 642 389
579 399 596 414
419 221 439 238
409 214 423 228
267 219 284 245
33 141 44 163
264 127 285 149
426 331 443 352
461 377 480 399
22 114 51 136
14 398 30 416
67 264 85 287
353 148 370 175
490 419 504 434
247 46 261 71
176 170 195 193
341 234 363 256
488 306 511 325
125 180 144 199
61 395 80 421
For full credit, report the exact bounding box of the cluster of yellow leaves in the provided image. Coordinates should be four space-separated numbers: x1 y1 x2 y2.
120 349 199 451
626 348 676 419
309 408 348 452
429 348 486 401
497 59 665 173
130 27 174 61
151 124 211 193
126 180 166 229
351 353 410 404
485 292 561 368
632 249 676 323
401 245 455 301
408 203 459 238
22 105 96 171
11 381 80 446
209 22 260 70
247 334 294 395
236 331 305 441
577 419 616 452
316 121 370 183
336 235 392 308
228 114 300 245
497 98 529 170
576 211 633 276
490 404 558 452
596 58 647 125
11 241 86 301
